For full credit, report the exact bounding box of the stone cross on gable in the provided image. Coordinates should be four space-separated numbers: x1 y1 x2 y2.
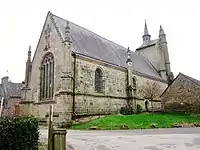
44 24 51 50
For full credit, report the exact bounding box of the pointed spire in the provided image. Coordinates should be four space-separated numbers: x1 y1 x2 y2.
142 20 151 46
159 25 165 36
159 25 167 44
25 45 32 87
64 21 72 43
27 45 31 62
144 20 149 36
126 47 132 63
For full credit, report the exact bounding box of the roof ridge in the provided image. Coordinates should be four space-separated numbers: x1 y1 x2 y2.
52 13 128 52
49 12 64 41
179 72 200 86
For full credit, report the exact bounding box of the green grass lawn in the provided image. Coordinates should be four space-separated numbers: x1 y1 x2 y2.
71 112 200 130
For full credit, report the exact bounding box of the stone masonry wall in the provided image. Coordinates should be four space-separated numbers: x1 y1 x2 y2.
74 55 168 115
21 13 73 123
29 13 65 103
162 75 200 113
2 97 21 116
136 44 161 71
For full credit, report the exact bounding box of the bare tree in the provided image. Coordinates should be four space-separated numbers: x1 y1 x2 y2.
139 81 162 113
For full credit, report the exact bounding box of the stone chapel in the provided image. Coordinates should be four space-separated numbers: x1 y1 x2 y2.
20 11 174 123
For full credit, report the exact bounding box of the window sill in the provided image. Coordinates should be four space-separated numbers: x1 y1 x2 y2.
35 99 56 104
94 91 105 95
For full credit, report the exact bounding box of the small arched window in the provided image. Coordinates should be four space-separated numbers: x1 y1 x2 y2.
95 68 103 93
133 77 136 89
40 53 54 100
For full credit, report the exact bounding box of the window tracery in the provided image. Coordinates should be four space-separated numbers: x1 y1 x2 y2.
40 53 54 100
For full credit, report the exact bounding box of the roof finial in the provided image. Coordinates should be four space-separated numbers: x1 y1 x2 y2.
64 21 72 43
126 47 132 63
28 45 31 62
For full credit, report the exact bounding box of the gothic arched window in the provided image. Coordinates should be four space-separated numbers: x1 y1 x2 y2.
40 53 54 100
95 68 103 93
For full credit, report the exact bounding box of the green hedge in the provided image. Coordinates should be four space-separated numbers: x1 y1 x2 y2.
120 106 134 115
0 116 39 150
136 104 143 114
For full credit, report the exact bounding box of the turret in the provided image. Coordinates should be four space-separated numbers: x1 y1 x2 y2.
126 47 136 110
24 45 32 87
142 20 151 46
158 25 173 83
159 25 167 44
126 47 133 87
60 20 73 93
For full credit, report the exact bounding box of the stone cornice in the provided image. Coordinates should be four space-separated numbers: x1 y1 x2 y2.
34 100 56 105
19 101 34 104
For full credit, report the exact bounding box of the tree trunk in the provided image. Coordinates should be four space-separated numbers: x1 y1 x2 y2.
151 98 154 114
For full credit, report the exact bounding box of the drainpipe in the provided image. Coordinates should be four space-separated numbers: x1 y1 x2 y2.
72 53 76 120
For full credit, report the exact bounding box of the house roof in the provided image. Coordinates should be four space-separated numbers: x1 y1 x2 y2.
180 73 200 86
51 13 165 82
7 83 22 97
160 72 200 97
0 79 22 99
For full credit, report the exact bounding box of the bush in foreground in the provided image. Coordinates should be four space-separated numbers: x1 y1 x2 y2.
120 106 134 115
0 116 39 150
136 104 143 114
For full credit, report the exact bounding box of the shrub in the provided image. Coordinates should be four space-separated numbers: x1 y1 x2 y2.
136 104 143 114
58 121 73 129
0 116 39 150
120 106 134 115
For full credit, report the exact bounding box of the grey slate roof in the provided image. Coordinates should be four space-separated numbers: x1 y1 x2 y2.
51 13 164 81
0 81 22 98
136 39 158 50
7 83 22 97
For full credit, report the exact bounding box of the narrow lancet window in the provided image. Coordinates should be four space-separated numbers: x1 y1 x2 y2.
95 68 103 93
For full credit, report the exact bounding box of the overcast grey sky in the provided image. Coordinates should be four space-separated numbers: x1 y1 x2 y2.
0 0 199 82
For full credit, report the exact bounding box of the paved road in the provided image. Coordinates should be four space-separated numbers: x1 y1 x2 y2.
39 128 200 150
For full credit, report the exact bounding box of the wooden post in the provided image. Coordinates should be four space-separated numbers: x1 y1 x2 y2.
53 129 67 150
48 105 54 150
